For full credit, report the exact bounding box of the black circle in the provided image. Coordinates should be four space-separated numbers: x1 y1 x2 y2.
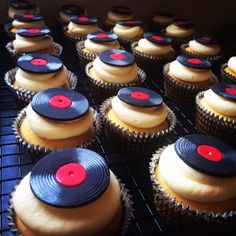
30 148 110 208
14 13 43 22
211 83 236 102
176 55 212 69
172 19 194 28
10 1 36 10
144 32 172 45
31 88 89 121
16 28 50 38
111 5 131 15
175 134 236 177
118 87 163 107
87 31 118 42
194 34 219 45
61 4 85 16
100 49 135 67
71 16 97 25
117 20 142 27
17 53 63 74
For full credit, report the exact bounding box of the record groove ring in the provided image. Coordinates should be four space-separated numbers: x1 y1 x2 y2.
87 31 118 42
177 55 212 69
211 83 236 102
16 28 50 37
30 148 110 207
31 88 89 121
14 13 43 22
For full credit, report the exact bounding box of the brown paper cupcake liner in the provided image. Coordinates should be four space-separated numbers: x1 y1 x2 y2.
100 97 176 157
8 180 134 236
5 41 63 59
131 41 176 75
220 63 236 84
195 92 236 146
85 63 147 104
12 108 102 159
4 67 78 104
163 63 218 105
149 148 236 235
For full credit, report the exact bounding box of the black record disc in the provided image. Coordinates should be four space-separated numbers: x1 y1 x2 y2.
10 1 36 10
14 13 43 22
61 4 85 16
144 32 171 45
175 134 236 177
30 148 110 208
71 16 97 25
117 20 142 27
100 49 135 67
211 83 236 102
31 88 89 121
17 53 63 74
118 87 163 107
194 34 219 45
111 5 131 15
177 55 212 69
87 31 118 42
16 28 50 37
172 19 194 28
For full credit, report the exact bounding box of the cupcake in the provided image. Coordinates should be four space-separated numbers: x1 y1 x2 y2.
13 88 102 157
164 19 194 53
196 83 236 146
151 12 174 32
221 56 236 84
64 16 99 41
6 28 62 59
103 5 133 31
131 32 175 76
101 87 176 157
8 148 133 236
85 49 147 103
4 53 77 103
76 31 121 66
150 134 236 234
112 20 144 51
164 55 218 105
8 0 40 20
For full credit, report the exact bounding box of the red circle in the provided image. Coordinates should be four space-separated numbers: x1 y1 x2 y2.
197 145 223 162
31 58 48 66
110 53 125 60
56 163 87 187
79 16 88 21
225 87 236 95
26 28 41 33
126 20 135 24
188 58 202 64
96 33 108 38
152 35 164 41
49 95 72 109
23 14 34 18
131 91 150 100
201 36 211 41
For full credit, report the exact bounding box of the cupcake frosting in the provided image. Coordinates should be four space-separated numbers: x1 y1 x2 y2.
153 13 174 24
228 56 236 73
165 21 194 38
189 40 221 56
8 7 39 19
107 11 132 23
113 22 143 39
158 144 236 203
12 19 45 29
68 22 99 36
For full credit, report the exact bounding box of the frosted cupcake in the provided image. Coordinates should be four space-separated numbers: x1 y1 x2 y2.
101 87 176 157
8 148 133 235
151 12 174 32
150 134 236 234
164 55 218 105
85 49 147 103
76 31 121 66
113 20 144 51
221 56 236 84
196 83 236 146
13 88 102 157
4 53 77 103
131 32 175 76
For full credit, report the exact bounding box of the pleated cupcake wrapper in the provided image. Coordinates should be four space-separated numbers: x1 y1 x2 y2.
8 179 134 236
163 63 219 105
195 92 236 145
220 63 236 84
13 108 102 159
5 41 63 60
100 97 176 157
4 67 78 104
85 63 147 104
131 41 176 75
4 22 15 40
149 148 236 235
